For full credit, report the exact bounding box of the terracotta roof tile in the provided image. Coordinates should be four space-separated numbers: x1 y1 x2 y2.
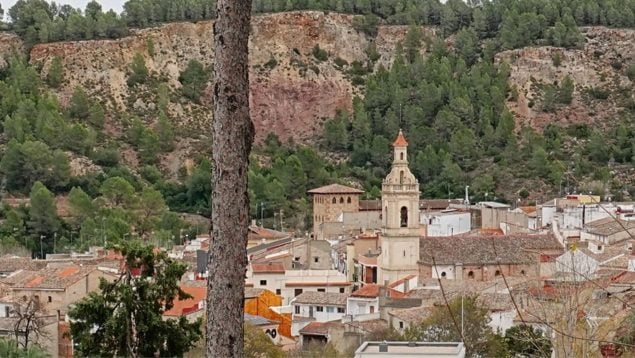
307 184 364 195
251 262 285 274
163 286 207 317
392 129 408 147
351 284 404 298
299 321 342 335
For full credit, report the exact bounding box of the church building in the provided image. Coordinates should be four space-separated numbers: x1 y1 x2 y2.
378 130 422 284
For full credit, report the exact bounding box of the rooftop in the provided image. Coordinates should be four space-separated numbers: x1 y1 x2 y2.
298 320 341 336
355 341 465 356
584 217 635 237
351 284 405 298
307 183 364 195
419 235 556 265
388 305 434 323
2 264 97 290
244 313 277 326
293 291 348 306
163 286 206 317
392 129 409 147
244 288 266 299
251 262 285 274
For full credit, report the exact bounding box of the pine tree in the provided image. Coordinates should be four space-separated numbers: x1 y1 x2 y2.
46 56 64 87
69 242 202 357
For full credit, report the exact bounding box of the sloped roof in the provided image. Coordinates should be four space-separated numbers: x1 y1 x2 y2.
388 305 433 323
3 265 97 290
244 313 277 326
307 184 364 195
293 292 348 306
163 286 206 317
299 321 342 336
392 129 408 147
419 233 563 265
351 284 404 298
251 262 285 274
244 288 266 299
585 217 635 237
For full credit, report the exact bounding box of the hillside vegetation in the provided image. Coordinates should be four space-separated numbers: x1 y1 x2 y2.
0 1 633 244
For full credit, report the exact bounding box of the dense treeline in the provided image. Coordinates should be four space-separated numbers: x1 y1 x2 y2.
318 26 635 201
2 0 635 46
0 56 208 256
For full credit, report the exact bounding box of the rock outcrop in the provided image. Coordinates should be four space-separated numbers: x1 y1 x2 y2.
26 11 424 144
497 27 635 132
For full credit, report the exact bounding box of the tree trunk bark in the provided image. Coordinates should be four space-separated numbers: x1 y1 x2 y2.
206 0 253 357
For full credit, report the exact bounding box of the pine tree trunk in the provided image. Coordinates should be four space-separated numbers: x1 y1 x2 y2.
206 0 253 357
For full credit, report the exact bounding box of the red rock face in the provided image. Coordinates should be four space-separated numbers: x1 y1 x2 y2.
25 11 419 145
250 72 352 143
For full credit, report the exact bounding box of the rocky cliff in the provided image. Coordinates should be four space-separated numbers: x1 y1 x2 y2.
24 11 421 145
1 12 632 153
497 27 635 132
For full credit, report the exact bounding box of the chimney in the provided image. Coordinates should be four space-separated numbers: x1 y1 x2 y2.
379 341 388 353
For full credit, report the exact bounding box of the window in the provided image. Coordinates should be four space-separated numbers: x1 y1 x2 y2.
326 306 334 313
259 280 267 286
400 170 404 184
495 270 501 277
520 270 526 276
468 271 474 279
337 307 345 313
317 288 325 292
399 321 404 329
22 295 27 302
48 296 52 303
400 152 404 161
597 245 603 250
295 306 300 314
294 289 303 297
403 250 406 257
276 289 281 295
339 287 345 293
316 306 324 312
347 197 351 204
4 307 9 317
400 206 408 227
370 306 375 313
339 197 344 204
332 197 337 204
441 272 447 278
314 257 319 263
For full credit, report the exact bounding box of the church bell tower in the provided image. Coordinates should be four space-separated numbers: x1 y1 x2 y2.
378 130 421 284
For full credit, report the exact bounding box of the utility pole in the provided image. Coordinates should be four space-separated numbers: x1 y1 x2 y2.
279 209 284 232
39 235 44 259
260 202 265 228
53 233 56 254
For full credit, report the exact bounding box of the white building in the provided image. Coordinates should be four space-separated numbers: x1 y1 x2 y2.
561 204 616 230
355 341 465 358
420 209 471 237
291 292 348 336
554 241 624 280
245 263 350 305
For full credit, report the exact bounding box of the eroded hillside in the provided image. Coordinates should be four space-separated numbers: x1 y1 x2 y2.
24 12 421 146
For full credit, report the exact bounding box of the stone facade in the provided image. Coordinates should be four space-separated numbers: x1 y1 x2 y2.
308 184 363 239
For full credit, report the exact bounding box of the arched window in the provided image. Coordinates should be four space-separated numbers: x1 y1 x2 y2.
332 197 337 204
347 197 351 204
400 170 404 184
400 152 404 161
400 206 408 227
339 197 344 203
468 271 474 279
495 270 501 277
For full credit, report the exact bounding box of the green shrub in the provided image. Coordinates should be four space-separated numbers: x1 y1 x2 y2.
312 44 328 62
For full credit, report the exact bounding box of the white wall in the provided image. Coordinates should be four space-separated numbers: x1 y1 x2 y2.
556 250 598 279
562 205 615 229
246 269 349 305
541 206 556 227
431 265 456 280
346 297 378 317
489 310 516 335
420 212 471 237
0 302 12 317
